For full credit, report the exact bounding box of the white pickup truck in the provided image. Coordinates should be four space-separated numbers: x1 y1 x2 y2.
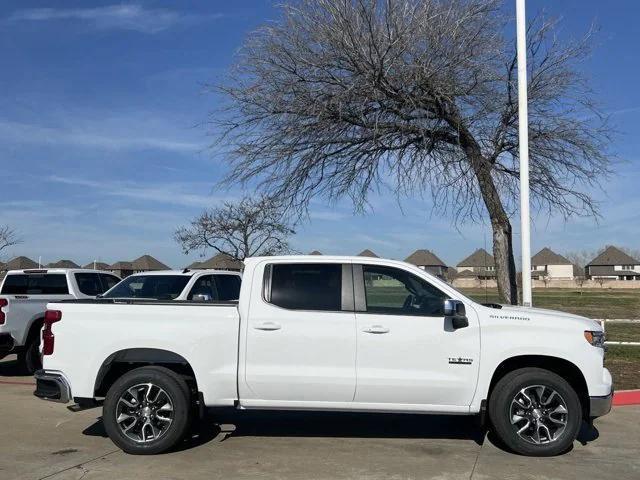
34 256 612 457
0 268 120 373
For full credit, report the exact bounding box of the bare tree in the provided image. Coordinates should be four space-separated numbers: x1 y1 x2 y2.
0 225 21 256
175 196 295 260
212 0 612 304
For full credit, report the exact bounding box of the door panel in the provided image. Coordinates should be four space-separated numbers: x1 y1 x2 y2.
354 265 480 407
243 262 357 402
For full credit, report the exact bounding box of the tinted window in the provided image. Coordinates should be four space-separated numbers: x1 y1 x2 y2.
75 273 102 296
363 265 446 316
102 275 190 300
99 274 120 292
269 263 341 311
189 274 241 301
1 273 69 295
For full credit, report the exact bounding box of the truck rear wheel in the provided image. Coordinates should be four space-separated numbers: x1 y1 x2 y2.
18 336 42 375
488 367 582 456
103 366 192 455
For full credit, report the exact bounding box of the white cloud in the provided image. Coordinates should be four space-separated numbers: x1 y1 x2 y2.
47 175 229 208
0 119 202 153
5 4 223 34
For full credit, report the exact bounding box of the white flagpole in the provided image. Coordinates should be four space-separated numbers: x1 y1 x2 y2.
516 0 532 307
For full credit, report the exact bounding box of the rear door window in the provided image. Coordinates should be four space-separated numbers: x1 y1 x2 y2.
187 274 241 301
268 263 342 311
74 273 102 296
99 274 120 292
1 273 69 295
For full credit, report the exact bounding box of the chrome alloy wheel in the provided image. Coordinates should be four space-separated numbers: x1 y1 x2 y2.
510 385 568 445
115 383 174 443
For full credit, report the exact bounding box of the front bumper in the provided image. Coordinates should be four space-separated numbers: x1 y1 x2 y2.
34 370 72 403
590 388 613 418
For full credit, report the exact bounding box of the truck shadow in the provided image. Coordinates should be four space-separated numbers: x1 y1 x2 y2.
84 409 487 451
82 409 600 455
0 356 28 377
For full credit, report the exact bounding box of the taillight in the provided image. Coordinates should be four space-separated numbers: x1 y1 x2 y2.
0 298 7 325
42 310 62 356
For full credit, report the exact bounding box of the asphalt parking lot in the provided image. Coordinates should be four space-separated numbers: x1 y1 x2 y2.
0 355 638 480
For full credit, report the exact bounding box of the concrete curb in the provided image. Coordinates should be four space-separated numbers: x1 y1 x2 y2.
613 389 640 406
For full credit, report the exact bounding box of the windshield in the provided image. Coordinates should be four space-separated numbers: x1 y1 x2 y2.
102 275 191 300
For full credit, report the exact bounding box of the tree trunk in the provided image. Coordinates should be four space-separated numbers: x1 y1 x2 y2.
455 123 519 304
489 214 518 305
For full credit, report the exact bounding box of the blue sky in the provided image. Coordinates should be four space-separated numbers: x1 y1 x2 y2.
1 0 639 268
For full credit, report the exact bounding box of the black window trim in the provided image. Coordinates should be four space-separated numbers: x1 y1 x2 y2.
262 262 354 313
355 263 448 317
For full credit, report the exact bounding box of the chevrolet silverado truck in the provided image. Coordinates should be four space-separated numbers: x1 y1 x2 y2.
34 256 612 456
0 268 120 373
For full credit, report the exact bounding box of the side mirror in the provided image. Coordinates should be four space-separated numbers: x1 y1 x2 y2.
193 293 212 302
444 299 468 329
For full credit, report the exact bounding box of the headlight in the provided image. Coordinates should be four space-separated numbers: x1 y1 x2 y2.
584 330 606 348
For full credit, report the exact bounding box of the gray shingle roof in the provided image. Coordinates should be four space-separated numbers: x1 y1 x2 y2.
308 250 323 255
197 253 243 270
82 261 112 270
457 248 494 267
587 246 639 266
46 259 80 269
531 247 571 266
404 249 446 267
4 256 39 270
130 255 171 271
357 249 379 258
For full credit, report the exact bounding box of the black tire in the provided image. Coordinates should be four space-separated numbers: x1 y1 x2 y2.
103 366 192 455
18 335 41 375
488 367 582 456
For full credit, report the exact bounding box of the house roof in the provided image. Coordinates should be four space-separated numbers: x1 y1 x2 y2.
308 250 323 255
186 260 202 269
82 261 112 270
357 249 379 258
197 253 243 270
456 268 496 278
587 246 639 266
404 249 446 267
4 256 39 270
457 248 494 267
46 259 80 269
110 261 134 270
531 247 571 266
130 255 171 271
590 267 640 277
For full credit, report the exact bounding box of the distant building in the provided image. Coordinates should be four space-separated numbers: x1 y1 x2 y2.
308 250 323 255
46 259 80 269
456 248 496 280
82 261 112 271
531 248 574 280
110 254 171 278
357 249 379 258
191 253 243 271
4 256 39 270
586 246 640 281
404 249 448 278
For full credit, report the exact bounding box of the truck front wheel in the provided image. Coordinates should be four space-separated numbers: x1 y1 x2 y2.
488 367 582 456
103 366 192 454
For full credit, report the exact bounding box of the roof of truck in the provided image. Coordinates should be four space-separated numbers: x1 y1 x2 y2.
125 269 242 277
5 268 118 275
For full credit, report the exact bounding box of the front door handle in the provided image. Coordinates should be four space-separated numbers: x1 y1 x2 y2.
363 325 390 334
254 321 282 331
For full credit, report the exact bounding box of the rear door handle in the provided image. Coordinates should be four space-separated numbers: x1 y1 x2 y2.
254 321 282 331
363 325 389 334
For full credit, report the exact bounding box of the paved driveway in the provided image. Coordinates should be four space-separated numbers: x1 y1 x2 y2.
0 355 638 480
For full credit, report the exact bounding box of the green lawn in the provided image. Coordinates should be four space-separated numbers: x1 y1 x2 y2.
605 346 640 390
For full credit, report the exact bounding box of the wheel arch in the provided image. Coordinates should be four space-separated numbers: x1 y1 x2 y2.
486 354 590 418
94 348 199 399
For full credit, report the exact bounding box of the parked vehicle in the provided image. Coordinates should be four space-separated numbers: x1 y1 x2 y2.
34 256 612 456
99 269 242 302
0 268 120 373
